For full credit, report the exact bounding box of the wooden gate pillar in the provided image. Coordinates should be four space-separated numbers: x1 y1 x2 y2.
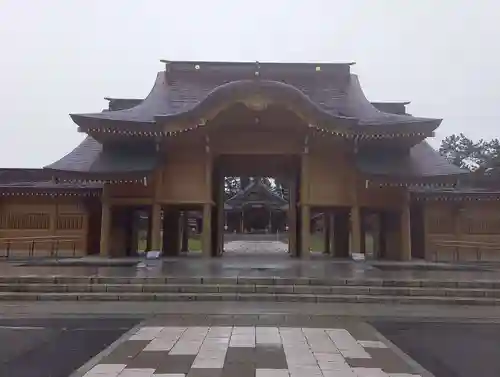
400 193 412 261
202 203 212 257
150 203 162 251
180 212 189 252
300 205 311 259
99 185 111 257
351 206 362 254
324 212 331 255
287 179 297 256
299 144 310 258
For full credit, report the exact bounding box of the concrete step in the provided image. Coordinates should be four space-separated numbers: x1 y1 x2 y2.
1 283 500 299
1 275 500 289
0 291 498 305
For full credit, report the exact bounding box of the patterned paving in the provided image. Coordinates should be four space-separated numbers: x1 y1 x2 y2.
223 241 288 254
83 326 421 376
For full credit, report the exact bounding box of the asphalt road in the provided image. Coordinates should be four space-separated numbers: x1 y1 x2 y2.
372 321 500 377
0 317 141 377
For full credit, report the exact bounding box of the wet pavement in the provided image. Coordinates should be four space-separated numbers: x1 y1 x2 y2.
0 317 140 377
1 253 500 283
77 316 426 377
373 321 500 377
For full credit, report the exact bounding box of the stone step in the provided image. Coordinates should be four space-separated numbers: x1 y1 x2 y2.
1 276 500 289
0 291 498 305
1 283 500 298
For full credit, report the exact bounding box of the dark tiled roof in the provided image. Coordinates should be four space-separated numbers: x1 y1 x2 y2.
357 141 468 179
371 102 410 115
107 96 410 116
44 137 159 178
226 180 287 209
0 168 52 183
104 98 143 111
0 169 101 194
70 62 441 135
411 186 500 200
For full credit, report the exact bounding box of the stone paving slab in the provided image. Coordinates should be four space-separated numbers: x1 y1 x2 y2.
80 324 424 377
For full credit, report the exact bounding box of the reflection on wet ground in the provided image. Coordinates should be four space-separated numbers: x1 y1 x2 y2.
2 251 500 282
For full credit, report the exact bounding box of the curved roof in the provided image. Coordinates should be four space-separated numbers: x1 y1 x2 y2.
357 141 468 181
44 136 158 179
70 62 441 136
41 138 466 182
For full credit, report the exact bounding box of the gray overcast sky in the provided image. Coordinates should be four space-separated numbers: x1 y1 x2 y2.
0 0 499 168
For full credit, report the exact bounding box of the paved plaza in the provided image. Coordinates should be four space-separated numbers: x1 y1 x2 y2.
2 241 500 376
223 240 288 254
81 324 421 377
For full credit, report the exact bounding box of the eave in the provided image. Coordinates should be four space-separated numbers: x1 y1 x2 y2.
0 188 101 197
412 190 500 202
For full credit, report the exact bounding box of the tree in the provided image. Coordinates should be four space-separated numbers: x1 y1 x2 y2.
439 133 500 170
224 176 240 199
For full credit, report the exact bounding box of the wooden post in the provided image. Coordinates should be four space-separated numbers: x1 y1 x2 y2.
145 207 152 252
351 205 362 255
180 211 189 252
300 149 310 259
287 179 297 256
324 212 331 255
99 184 111 257
217 173 225 255
300 205 311 259
150 203 162 251
329 212 335 255
401 191 412 261
202 203 212 257
49 201 58 236
0 198 3 239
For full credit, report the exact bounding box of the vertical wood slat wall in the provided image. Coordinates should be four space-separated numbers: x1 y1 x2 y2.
424 201 500 262
0 197 89 258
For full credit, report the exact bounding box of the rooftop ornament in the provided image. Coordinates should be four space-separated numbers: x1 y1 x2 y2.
254 61 260 77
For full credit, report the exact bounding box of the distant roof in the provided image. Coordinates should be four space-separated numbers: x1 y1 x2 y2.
70 61 441 137
225 180 288 209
